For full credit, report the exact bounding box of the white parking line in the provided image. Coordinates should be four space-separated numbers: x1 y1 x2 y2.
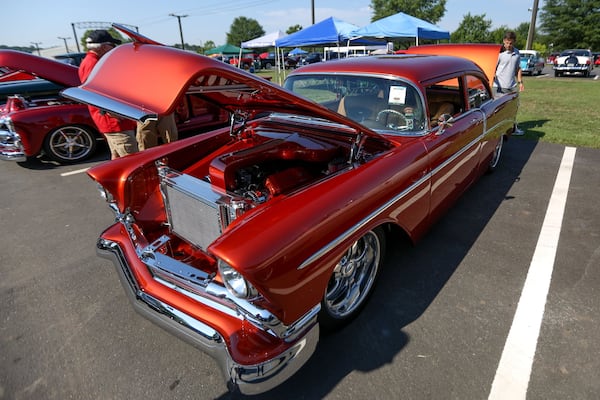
60 167 90 177
488 146 576 400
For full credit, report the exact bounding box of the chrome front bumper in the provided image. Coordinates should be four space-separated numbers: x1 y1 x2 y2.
0 129 26 162
553 65 590 72
96 236 319 395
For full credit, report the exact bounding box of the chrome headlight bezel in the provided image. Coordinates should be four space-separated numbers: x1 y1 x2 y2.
96 183 115 203
218 260 258 299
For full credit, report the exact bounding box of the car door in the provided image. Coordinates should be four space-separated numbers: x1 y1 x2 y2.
423 75 485 223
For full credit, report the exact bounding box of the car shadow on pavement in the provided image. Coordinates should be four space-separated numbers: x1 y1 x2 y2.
216 137 540 400
15 144 110 170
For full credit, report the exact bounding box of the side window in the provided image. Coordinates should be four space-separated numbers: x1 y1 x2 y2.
466 74 491 109
425 77 463 127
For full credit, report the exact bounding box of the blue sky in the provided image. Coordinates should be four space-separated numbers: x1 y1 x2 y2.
4 0 539 50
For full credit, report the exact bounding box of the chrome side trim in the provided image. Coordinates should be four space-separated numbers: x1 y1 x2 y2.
97 237 319 395
62 87 158 122
299 110 500 270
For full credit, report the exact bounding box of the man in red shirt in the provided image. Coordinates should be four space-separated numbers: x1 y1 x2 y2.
78 30 138 159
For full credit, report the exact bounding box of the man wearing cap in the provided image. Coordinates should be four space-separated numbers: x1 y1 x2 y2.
78 29 138 159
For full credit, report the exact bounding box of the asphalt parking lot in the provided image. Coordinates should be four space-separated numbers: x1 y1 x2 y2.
1 101 599 398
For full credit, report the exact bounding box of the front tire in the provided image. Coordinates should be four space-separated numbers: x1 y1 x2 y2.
43 125 97 163
319 227 386 331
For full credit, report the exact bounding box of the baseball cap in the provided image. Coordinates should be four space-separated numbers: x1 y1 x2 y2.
86 30 122 45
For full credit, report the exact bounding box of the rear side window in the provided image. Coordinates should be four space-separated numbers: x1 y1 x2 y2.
425 77 463 126
465 74 491 109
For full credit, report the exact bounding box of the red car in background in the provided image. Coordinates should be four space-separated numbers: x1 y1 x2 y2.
0 50 98 163
65 24 518 396
0 50 229 164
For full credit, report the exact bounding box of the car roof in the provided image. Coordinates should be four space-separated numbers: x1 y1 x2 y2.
291 54 482 83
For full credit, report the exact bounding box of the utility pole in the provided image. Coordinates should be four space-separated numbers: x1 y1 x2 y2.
169 13 188 50
311 0 315 25
526 0 540 50
58 36 71 53
31 42 42 55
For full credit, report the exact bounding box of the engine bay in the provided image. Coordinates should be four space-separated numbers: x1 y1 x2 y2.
207 130 349 204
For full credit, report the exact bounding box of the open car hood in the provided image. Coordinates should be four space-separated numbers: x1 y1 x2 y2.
0 49 80 86
61 26 379 138
405 43 502 85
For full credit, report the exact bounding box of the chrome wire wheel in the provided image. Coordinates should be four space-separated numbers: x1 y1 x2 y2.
488 134 504 172
44 125 97 163
321 228 385 328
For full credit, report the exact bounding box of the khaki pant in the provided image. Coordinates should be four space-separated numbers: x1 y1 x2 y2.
104 130 138 159
136 114 178 151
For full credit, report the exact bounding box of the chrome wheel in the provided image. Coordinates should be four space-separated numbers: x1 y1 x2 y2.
44 125 97 163
321 228 385 328
488 134 504 172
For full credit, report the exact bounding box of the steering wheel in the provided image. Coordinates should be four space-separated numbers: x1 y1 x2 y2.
376 109 407 130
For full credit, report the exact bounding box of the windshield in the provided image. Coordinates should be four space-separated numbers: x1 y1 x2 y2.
284 74 426 134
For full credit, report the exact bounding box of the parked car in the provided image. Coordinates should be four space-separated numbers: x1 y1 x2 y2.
302 51 323 64
229 54 257 69
546 52 559 64
0 50 98 162
65 25 518 395
0 49 229 163
1 78 63 104
553 49 593 77
0 66 36 82
519 50 545 75
593 52 600 67
53 52 87 66
258 52 277 69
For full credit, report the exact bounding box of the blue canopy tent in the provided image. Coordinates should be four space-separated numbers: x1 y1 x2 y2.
350 12 450 46
288 47 308 55
275 17 361 48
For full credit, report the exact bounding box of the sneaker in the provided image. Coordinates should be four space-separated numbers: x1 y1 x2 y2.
513 127 525 136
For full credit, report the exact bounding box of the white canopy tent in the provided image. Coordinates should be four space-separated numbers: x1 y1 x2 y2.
238 30 286 75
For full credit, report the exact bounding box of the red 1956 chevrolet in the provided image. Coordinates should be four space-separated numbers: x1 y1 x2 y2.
63 25 516 395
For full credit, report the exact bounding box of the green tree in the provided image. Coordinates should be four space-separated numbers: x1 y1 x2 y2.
539 0 600 50
370 0 446 24
287 24 302 35
226 17 265 45
204 40 216 51
514 22 530 50
489 27 510 45
450 13 492 43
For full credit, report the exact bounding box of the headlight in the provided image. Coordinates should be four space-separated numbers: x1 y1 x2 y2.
218 260 257 299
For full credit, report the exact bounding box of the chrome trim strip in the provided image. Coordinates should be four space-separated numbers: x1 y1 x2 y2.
62 87 158 122
298 110 504 270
